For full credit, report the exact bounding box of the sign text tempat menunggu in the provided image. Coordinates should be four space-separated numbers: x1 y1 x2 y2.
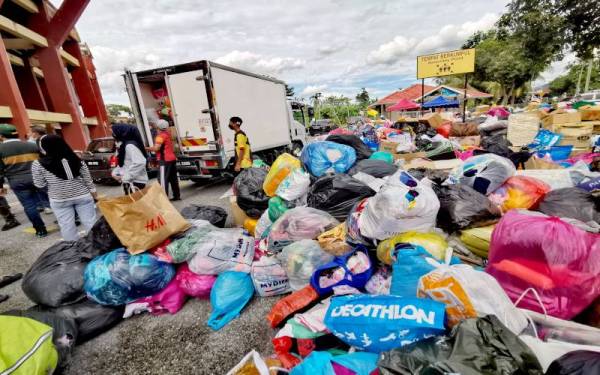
417 48 475 79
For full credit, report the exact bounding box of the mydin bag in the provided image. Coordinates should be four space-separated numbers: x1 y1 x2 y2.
98 183 190 254
323 295 446 353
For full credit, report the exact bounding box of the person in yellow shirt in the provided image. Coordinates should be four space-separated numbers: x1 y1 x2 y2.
229 116 252 172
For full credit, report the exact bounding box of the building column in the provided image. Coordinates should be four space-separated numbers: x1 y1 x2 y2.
14 58 48 111
64 40 107 138
0 38 30 139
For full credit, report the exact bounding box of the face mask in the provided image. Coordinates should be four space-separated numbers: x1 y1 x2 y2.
228 124 234 130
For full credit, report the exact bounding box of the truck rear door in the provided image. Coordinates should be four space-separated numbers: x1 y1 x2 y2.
124 70 154 146
165 70 217 153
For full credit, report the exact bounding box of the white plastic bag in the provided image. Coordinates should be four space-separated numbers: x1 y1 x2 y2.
254 210 272 239
519 335 600 372
358 171 439 240
276 168 311 201
251 255 290 297
188 227 255 275
417 263 528 334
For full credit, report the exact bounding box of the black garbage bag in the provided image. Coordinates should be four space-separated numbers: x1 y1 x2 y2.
3 309 78 367
28 299 124 343
326 134 373 160
84 216 122 254
480 134 513 158
538 187 600 224
377 315 543 375
22 240 99 307
180 205 228 228
434 184 501 233
233 167 270 218
347 159 398 178
546 350 600 375
408 168 450 185
307 174 375 221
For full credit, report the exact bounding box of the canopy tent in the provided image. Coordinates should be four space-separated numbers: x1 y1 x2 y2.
387 98 420 111
422 95 460 109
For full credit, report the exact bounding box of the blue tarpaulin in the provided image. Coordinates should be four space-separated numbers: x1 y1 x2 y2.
422 95 460 109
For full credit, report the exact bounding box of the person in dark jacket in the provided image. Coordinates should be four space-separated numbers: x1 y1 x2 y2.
0 124 47 237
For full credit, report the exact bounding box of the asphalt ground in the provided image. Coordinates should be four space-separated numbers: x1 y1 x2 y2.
0 178 278 374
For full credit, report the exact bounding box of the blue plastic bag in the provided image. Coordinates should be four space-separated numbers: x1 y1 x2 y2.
527 129 562 151
290 351 378 375
301 141 357 177
208 271 254 330
84 249 175 306
390 244 460 297
324 295 446 352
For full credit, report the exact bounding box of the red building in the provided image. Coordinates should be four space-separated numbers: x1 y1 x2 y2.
0 0 109 150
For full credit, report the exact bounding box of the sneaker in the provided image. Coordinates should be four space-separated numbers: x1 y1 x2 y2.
170 197 181 202
35 228 48 238
1 220 20 231
43 208 53 215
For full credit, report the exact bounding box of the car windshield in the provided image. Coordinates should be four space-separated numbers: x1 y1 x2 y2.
87 139 115 153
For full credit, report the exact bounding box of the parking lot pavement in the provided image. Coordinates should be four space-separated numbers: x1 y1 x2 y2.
0 178 277 375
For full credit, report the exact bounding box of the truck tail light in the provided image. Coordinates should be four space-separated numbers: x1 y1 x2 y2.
204 160 218 167
109 155 118 168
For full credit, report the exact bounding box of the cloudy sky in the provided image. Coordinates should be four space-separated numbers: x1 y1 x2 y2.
70 0 564 105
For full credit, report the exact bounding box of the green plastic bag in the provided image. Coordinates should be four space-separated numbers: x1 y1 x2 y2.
369 151 394 164
268 196 292 222
0 316 58 375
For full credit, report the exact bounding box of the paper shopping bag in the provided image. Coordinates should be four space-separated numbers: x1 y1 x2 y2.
98 183 191 254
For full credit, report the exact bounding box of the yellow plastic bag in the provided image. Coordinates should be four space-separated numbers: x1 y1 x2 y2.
243 218 258 237
459 225 495 258
263 153 301 197
377 231 447 264
317 223 352 256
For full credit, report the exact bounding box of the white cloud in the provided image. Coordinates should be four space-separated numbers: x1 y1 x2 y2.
215 50 305 75
367 12 499 65
301 84 328 96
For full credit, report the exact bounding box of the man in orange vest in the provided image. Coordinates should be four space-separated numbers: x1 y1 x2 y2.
146 120 181 201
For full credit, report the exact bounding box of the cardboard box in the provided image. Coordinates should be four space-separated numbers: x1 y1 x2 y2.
525 156 565 170
558 123 593 148
393 151 426 161
541 111 581 128
586 120 600 134
418 113 444 129
579 106 600 121
450 136 481 147
507 113 540 146
379 140 400 153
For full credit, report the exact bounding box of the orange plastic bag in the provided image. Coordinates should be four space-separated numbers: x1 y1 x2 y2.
266 285 319 328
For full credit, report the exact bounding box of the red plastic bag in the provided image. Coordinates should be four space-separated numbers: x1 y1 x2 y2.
486 210 600 319
266 285 320 328
137 278 188 315
149 239 173 263
436 122 451 138
175 263 216 299
489 176 551 212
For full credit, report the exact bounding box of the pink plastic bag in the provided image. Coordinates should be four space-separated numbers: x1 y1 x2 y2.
149 239 173 263
175 263 216 299
137 278 188 315
455 149 476 160
486 210 600 319
329 128 354 136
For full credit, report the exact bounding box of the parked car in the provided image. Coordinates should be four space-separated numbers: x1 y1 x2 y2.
309 119 337 135
80 137 158 183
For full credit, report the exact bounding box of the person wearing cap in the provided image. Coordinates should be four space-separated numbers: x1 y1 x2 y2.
229 116 252 172
0 124 48 237
146 119 181 201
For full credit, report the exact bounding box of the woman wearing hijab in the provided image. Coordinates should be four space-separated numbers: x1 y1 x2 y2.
31 135 98 241
111 124 148 193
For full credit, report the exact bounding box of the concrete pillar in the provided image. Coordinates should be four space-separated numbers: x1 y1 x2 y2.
0 38 30 139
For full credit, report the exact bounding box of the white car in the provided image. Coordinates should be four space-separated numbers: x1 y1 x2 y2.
573 90 600 104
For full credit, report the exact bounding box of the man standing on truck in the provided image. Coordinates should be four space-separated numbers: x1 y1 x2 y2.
229 117 252 172
146 120 181 201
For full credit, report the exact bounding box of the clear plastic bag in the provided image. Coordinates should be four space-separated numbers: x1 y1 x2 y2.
489 175 551 212
377 231 448 264
275 167 311 201
188 226 255 275
263 153 301 197
445 153 516 195
251 254 290 297
83 249 176 306
317 223 352 256
268 207 339 253
277 240 334 290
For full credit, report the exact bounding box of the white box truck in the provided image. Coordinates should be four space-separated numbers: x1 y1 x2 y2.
124 61 308 181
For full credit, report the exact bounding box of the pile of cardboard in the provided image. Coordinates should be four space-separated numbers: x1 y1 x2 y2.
540 110 592 149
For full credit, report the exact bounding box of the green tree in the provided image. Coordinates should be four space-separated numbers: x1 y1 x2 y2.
557 1 600 59
549 59 600 96
106 104 133 123
285 84 295 97
355 88 370 108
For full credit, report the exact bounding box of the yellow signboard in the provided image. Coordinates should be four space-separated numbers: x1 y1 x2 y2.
417 48 475 79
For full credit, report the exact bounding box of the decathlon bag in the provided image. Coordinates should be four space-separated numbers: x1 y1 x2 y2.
324 295 446 353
